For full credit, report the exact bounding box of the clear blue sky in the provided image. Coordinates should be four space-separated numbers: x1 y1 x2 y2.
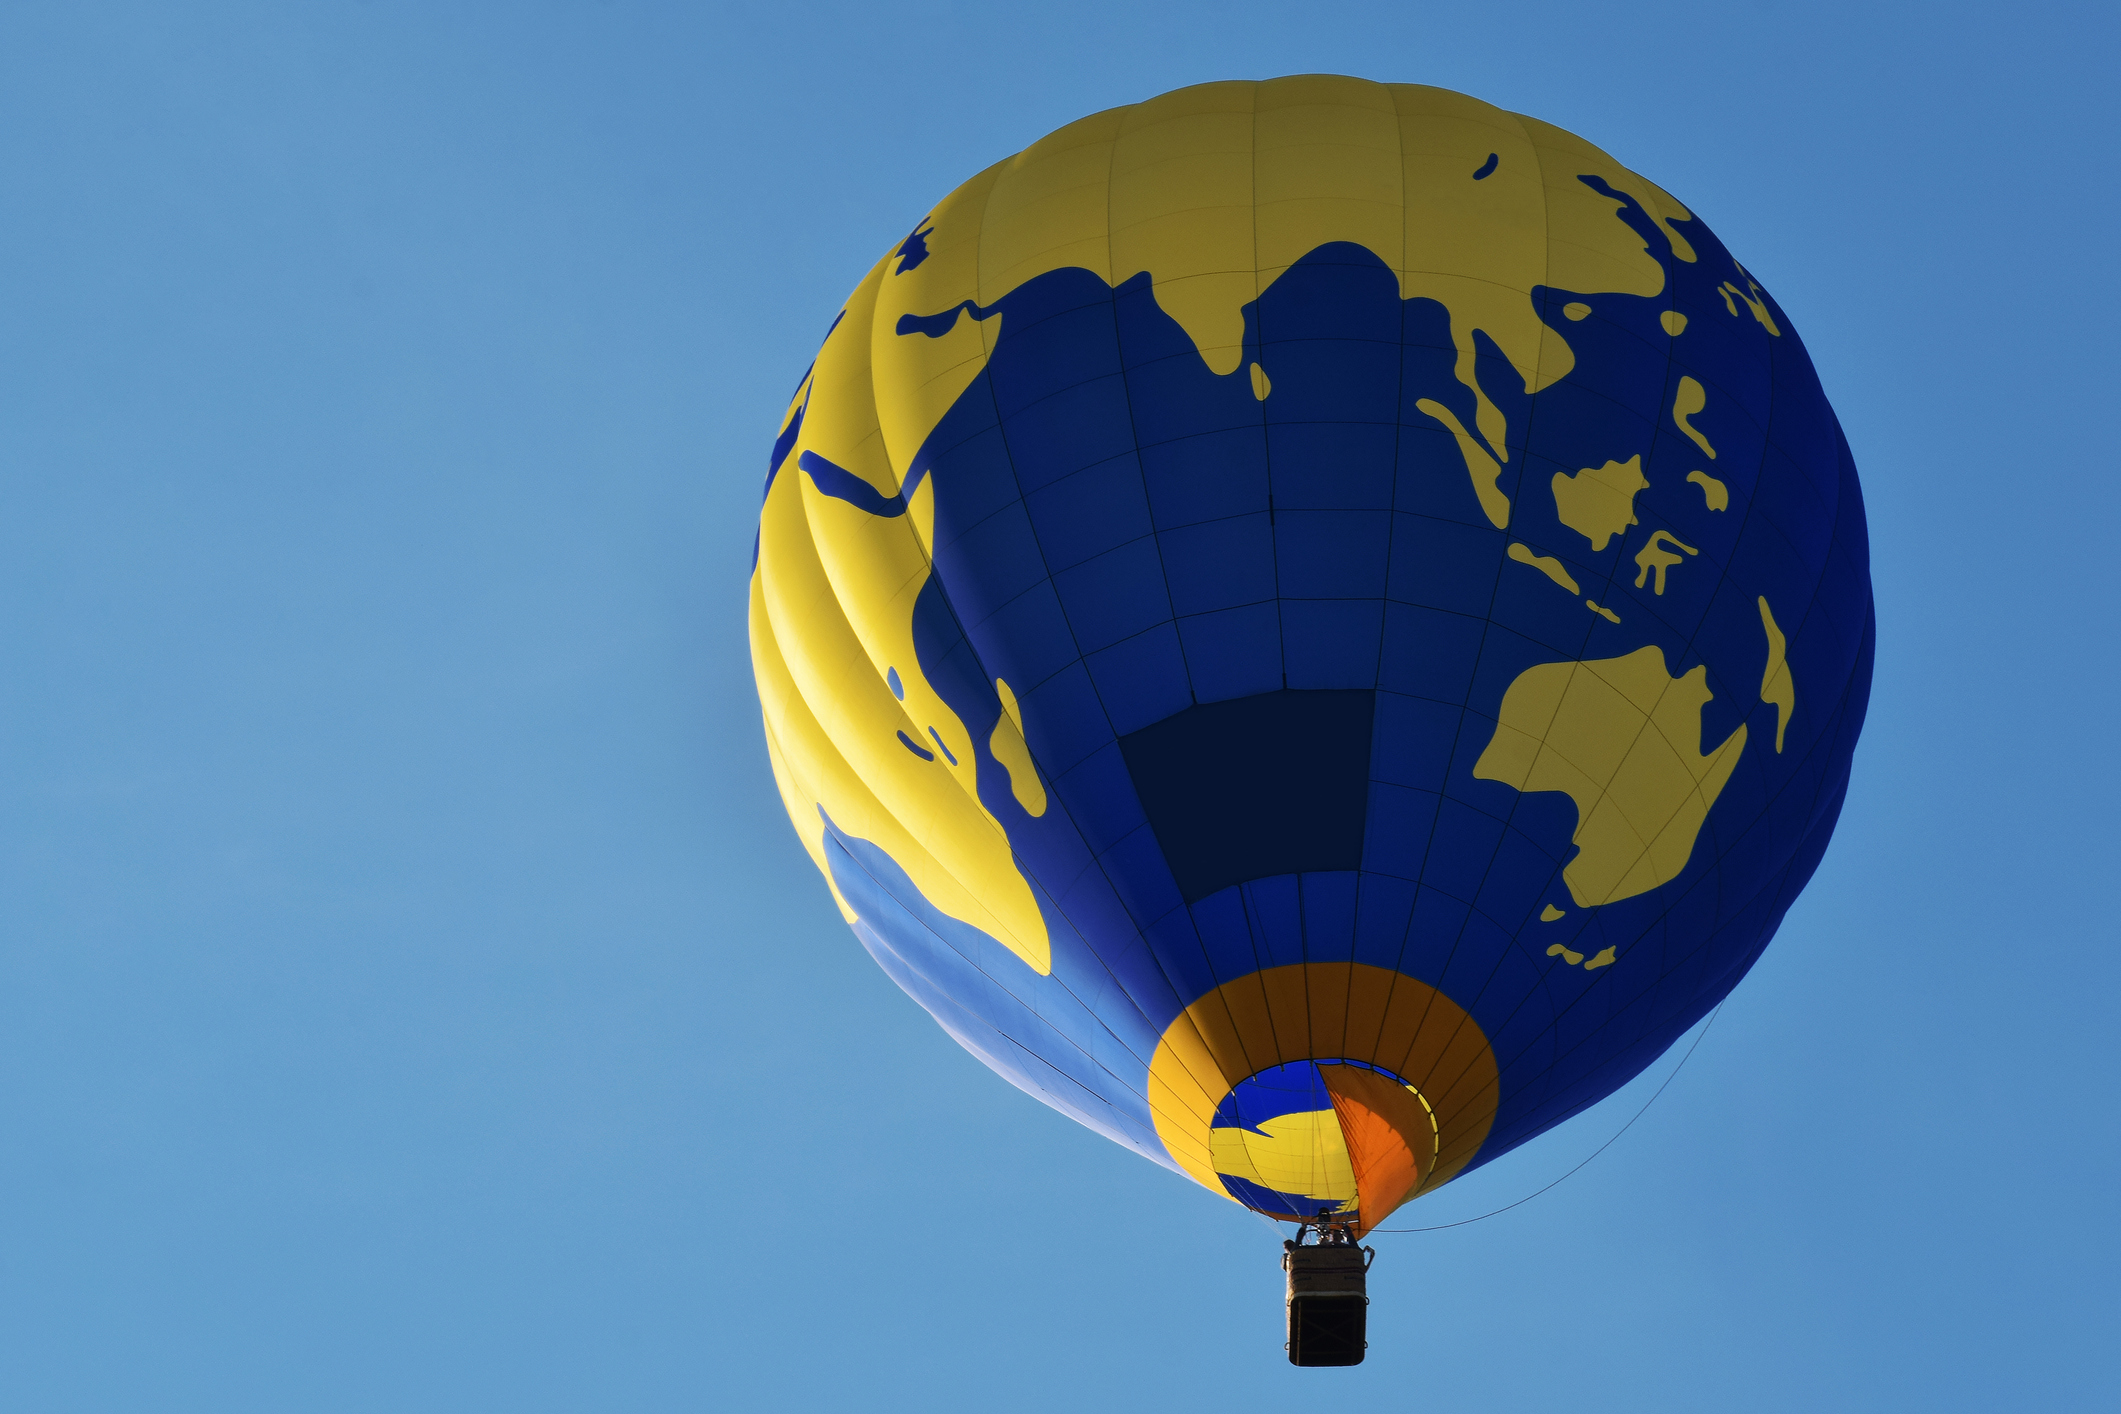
3 3 2114 1409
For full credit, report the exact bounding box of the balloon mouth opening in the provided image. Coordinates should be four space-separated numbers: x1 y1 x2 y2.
1209 1059 1440 1233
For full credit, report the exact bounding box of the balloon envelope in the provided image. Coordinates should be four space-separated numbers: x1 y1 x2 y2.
750 78 1872 1234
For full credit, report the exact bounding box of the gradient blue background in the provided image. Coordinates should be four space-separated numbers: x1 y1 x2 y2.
4 3 2113 1409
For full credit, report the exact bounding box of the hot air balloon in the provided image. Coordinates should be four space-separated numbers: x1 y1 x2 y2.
749 77 1871 1365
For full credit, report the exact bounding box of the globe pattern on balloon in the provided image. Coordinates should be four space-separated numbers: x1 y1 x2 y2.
750 78 1873 1233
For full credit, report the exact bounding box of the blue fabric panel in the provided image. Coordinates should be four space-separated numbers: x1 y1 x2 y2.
1183 887 1259 992
1388 514 1505 618
1099 823 1186 927
1472 821 1564 926
1002 374 1140 494
923 422 1025 539
985 282 1122 418
1026 452 1153 569
1417 796 1509 908
1351 873 1419 972
1158 513 1277 617
937 501 1048 625
1377 602 1484 705
1140 426 1272 528
1050 537 1171 654
1176 604 1283 704
1121 347 1261 454
1371 691 1464 793
1241 875 1305 971
1271 445 1400 515
1083 621 1194 736
1519 377 1656 483
1394 425 1496 528
1275 509 1392 598
1049 741 1149 856
964 579 1078 690
1279 599 1384 690
1120 689 1373 901
1396 883 1472 982
1361 783 1440 882
1267 421 1398 511
1018 662 1112 776
1298 872 1360 969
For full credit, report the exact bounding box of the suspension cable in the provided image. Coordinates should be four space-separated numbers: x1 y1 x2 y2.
1364 1001 1726 1234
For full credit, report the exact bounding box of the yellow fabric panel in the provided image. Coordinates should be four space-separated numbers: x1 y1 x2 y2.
749 580 865 924
977 107 1124 305
800 257 897 500
1393 83 1545 286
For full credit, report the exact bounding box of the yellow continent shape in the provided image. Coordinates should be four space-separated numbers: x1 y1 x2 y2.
1552 454 1650 551
1473 647 1747 908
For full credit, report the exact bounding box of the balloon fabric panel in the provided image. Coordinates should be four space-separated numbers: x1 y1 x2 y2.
749 77 1873 1234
